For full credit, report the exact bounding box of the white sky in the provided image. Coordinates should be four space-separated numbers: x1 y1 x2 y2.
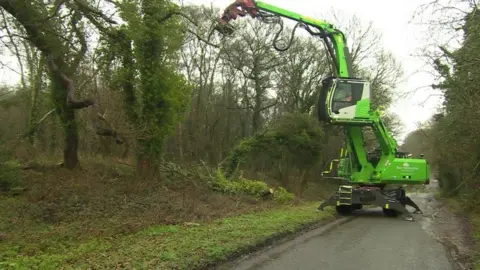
0 0 455 143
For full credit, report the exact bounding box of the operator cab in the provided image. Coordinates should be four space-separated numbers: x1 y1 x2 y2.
317 77 371 122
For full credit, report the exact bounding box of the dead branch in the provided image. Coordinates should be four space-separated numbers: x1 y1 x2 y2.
47 56 95 109
92 111 123 144
37 108 56 124
258 101 278 112
218 103 254 110
22 108 56 138
418 93 444 106
186 29 219 48
0 61 23 76
438 45 454 58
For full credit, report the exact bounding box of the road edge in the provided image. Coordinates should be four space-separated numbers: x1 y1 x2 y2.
431 196 477 270
209 214 355 270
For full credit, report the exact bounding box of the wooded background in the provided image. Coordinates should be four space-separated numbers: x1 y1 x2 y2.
0 0 476 202
0 0 405 197
401 0 480 211
1 2 479 267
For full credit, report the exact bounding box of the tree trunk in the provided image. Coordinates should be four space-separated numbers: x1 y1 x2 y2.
51 74 79 169
27 55 45 144
63 109 79 169
178 122 184 162
297 170 309 196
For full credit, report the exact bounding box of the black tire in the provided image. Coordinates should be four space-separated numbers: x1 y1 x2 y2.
382 208 400 217
352 204 363 210
336 205 353 215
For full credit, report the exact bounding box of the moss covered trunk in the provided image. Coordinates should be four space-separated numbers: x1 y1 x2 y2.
50 72 79 169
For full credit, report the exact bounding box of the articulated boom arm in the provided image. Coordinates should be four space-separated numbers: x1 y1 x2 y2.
215 0 429 187
215 0 352 77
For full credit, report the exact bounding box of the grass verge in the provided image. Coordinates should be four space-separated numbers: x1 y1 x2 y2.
1 201 335 269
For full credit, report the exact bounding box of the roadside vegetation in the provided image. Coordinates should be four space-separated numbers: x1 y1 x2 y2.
0 0 412 268
402 0 480 267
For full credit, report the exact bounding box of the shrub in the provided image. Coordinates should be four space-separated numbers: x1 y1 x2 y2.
0 160 20 192
274 187 295 204
208 168 295 203
225 113 323 176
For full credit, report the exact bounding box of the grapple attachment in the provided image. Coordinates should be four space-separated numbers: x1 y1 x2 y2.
214 0 260 35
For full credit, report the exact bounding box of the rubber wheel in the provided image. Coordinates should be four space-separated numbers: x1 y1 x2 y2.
352 204 363 210
382 208 400 217
336 205 353 215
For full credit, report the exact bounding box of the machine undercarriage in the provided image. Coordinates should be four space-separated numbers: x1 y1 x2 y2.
318 185 423 221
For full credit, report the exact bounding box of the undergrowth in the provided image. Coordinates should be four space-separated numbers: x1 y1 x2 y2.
436 192 480 269
0 138 21 193
0 155 312 269
208 168 295 204
0 201 334 269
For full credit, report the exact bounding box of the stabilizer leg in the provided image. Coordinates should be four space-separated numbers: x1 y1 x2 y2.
370 190 415 221
318 185 353 214
317 193 338 211
403 196 423 214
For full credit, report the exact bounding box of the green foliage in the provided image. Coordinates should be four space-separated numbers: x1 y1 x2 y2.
409 7 480 202
133 1 193 159
225 113 324 176
0 201 334 269
0 160 20 191
209 168 294 203
0 136 20 193
273 187 295 203
99 0 193 161
0 160 20 193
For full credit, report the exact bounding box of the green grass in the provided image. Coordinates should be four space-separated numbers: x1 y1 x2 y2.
0 202 335 269
0 156 334 269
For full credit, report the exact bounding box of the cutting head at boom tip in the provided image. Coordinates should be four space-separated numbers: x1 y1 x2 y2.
214 0 259 35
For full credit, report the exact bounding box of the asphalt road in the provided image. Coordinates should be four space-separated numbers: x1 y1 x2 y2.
221 180 456 270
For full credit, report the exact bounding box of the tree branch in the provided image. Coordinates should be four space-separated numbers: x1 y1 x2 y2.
47 56 95 109
160 9 222 48
217 103 254 110
186 29 220 48
258 101 278 112
94 112 123 144
73 0 117 24
69 10 88 70
22 108 56 138
0 9 26 89
438 45 454 58
44 0 66 21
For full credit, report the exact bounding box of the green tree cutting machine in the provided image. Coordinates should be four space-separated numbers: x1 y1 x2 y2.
214 0 430 221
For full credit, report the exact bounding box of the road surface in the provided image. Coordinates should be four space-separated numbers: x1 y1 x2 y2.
220 180 457 270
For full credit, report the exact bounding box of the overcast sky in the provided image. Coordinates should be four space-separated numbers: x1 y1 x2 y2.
0 0 456 142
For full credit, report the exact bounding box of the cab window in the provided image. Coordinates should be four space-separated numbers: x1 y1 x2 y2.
331 81 364 113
